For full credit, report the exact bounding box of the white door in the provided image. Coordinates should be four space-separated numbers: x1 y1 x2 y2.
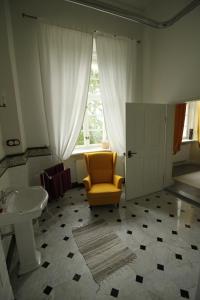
126 103 166 200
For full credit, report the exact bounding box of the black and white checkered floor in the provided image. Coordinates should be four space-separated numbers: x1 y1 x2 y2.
10 187 200 300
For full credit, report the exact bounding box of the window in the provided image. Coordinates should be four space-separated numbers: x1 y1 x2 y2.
75 40 108 149
182 101 196 141
182 103 189 139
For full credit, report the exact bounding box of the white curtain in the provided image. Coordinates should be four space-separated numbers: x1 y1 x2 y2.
95 34 136 154
38 24 93 160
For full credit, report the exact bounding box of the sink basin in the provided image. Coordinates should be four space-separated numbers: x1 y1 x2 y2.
0 186 48 275
0 186 48 226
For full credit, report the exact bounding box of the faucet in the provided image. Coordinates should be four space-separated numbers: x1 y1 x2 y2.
0 191 7 205
0 189 17 206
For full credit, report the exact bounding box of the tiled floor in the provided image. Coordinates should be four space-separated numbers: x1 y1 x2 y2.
10 188 200 300
167 181 200 206
170 163 200 205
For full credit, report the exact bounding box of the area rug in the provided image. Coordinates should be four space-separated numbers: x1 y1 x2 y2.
72 219 136 283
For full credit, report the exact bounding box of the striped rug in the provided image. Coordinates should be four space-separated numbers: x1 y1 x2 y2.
72 219 136 283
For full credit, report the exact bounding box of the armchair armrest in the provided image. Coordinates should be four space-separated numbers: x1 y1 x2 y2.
83 176 91 191
113 175 123 189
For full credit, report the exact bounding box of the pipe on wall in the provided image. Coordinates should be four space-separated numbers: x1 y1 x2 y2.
64 0 200 29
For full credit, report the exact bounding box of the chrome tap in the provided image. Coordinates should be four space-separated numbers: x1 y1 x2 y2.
0 189 17 205
0 191 7 205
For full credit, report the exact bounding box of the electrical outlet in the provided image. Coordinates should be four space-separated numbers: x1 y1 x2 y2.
6 139 20 146
0 94 6 107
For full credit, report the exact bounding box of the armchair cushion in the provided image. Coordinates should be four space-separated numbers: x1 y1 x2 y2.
85 152 114 184
87 183 121 206
88 183 121 194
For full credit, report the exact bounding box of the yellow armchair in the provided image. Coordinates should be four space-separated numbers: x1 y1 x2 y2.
83 176 91 191
83 151 123 207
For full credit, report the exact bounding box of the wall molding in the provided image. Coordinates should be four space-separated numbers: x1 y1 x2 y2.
0 146 51 178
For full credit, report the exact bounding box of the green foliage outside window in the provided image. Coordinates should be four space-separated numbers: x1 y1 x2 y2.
76 130 84 145
76 55 106 147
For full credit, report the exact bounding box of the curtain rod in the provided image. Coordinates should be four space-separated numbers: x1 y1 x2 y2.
64 0 200 29
21 13 141 43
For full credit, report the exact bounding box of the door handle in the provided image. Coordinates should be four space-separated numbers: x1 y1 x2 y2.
128 150 137 158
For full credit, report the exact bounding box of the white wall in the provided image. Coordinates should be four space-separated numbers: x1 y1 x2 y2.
173 143 191 163
5 155 59 187
0 124 5 160
27 155 59 185
143 5 200 104
4 0 26 151
0 0 26 155
189 141 200 164
0 172 11 195
164 105 174 186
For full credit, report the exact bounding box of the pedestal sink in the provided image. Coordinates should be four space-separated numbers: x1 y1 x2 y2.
0 187 48 275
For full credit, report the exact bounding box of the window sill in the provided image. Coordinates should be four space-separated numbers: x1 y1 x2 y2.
182 139 197 144
72 146 110 156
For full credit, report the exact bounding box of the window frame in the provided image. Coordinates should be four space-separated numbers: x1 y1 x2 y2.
74 40 108 150
182 101 197 142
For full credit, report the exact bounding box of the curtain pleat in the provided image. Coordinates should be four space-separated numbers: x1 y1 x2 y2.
95 34 136 155
196 102 200 146
173 103 186 154
38 24 93 160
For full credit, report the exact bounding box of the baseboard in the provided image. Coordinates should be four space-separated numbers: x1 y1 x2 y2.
163 178 174 188
71 182 84 188
187 160 200 166
6 235 16 273
173 160 189 166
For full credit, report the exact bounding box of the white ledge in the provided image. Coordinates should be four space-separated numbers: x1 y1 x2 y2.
72 146 110 156
182 139 197 144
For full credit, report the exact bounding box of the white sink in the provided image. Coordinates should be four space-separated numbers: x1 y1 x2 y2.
0 187 48 226
0 186 48 275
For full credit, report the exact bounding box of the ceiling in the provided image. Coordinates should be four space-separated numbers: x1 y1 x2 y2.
104 0 193 19
98 0 192 11
66 0 199 27
95 0 154 13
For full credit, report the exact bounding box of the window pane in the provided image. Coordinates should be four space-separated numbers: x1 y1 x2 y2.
76 130 84 145
89 131 103 144
182 103 189 139
75 39 107 148
88 115 103 130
